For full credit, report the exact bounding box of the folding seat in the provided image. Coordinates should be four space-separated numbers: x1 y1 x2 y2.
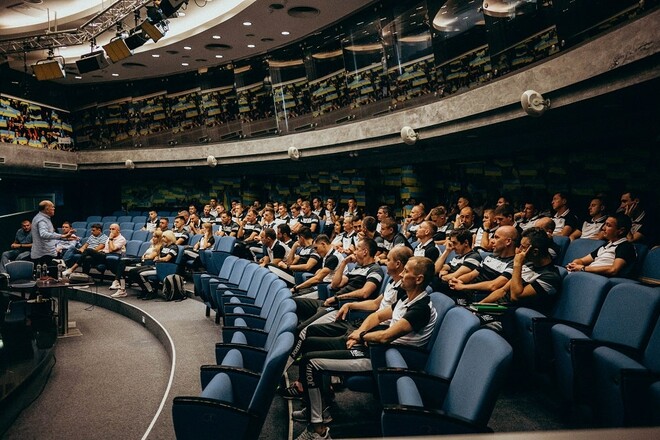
172 332 295 440
377 306 480 405
381 329 512 436
223 285 291 337
551 283 660 404
209 263 259 313
216 310 298 373
513 272 610 373
122 230 133 241
639 247 660 286
588 315 660 427
116 216 133 224
220 295 295 358
101 216 117 223
86 215 102 223
73 228 86 239
112 210 125 217
561 238 605 266
216 267 271 308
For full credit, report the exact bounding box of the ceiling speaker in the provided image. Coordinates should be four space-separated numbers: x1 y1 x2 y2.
521 90 550 117
207 156 217 167
288 146 301 160
125 159 135 170
400 126 419 145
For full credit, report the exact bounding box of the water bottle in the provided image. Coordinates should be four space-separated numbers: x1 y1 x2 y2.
42 263 48 279
57 262 64 280
36 264 42 279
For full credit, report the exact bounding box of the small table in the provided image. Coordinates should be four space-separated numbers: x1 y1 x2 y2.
36 279 91 337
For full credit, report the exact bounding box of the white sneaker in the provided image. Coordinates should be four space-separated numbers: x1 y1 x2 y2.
109 280 121 290
292 406 333 423
295 426 330 440
111 289 128 298
62 269 72 277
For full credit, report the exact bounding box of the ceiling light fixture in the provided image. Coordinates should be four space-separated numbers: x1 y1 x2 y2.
181 62 189 66
281 31 290 35
243 21 252 26
184 46 192 50
215 55 223 58
247 44 255 48
112 73 119 77
212 35 221 39
152 54 160 57
32 50 66 81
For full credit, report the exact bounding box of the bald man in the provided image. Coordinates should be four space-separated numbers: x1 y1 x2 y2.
31 200 75 265
448 225 518 303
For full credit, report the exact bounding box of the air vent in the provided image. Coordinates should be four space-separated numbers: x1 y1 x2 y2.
205 43 232 51
60 163 78 171
288 6 320 18
43 161 78 171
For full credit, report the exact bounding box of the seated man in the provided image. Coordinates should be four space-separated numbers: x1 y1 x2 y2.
0 219 32 274
290 234 344 298
567 213 637 277
54 221 79 264
258 227 289 268
570 196 607 240
272 227 319 285
515 200 541 231
479 204 519 251
402 204 425 240
618 191 653 244
172 216 190 246
64 224 125 276
550 192 580 237
481 227 562 313
237 208 262 243
292 256 437 440
331 216 357 255
448 225 518 302
142 210 160 232
433 227 482 291
375 217 411 264
215 211 239 237
62 223 107 272
199 205 216 224
413 220 440 261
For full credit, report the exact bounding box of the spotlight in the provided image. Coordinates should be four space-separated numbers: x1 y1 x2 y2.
207 156 217 167
141 19 168 43
103 38 132 63
168 140 178 146
32 52 66 81
125 159 135 169
75 50 109 74
159 0 190 18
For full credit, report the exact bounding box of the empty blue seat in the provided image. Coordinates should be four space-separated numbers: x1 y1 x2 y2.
381 329 512 435
86 216 102 223
116 216 133 223
639 247 660 286
552 283 660 404
561 238 606 266
132 230 151 242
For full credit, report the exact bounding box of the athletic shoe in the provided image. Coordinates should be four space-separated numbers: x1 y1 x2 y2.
109 280 121 290
278 383 304 400
111 289 128 298
295 426 331 440
292 406 333 424
62 269 72 277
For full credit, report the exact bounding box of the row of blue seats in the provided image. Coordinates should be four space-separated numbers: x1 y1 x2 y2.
173 256 297 439
192 247 517 435
514 271 660 427
88 212 183 223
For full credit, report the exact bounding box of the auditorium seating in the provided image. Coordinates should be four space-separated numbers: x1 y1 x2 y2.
561 239 606 266
4 261 36 298
551 283 660 404
380 329 512 436
172 332 295 440
514 272 611 373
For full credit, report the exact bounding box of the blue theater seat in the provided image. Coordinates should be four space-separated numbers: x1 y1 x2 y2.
381 329 512 436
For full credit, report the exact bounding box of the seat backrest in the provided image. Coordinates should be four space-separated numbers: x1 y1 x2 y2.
552 272 610 328
255 277 288 311
119 222 135 232
642 318 660 373
234 263 259 291
122 230 134 241
117 216 133 223
189 234 203 247
552 235 570 264
138 241 152 257
217 255 239 279
226 258 250 285
214 235 237 252
156 262 178 281
427 292 457 348
71 221 87 230
5 260 34 281
561 239 606 266
640 247 660 286
426 307 480 380
101 216 117 223
236 264 266 292
631 244 649 278
125 240 142 257
591 283 660 350
86 215 102 223
263 299 297 343
260 286 292 322
174 245 185 265
132 230 149 242
443 329 513 427
132 215 147 225
247 332 295 420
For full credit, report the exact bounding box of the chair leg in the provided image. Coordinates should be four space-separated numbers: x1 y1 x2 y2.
205 306 210 317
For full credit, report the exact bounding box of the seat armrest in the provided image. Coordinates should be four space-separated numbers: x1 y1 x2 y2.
224 313 266 329
377 369 450 406
215 343 268 372
222 327 268 348
381 404 492 436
